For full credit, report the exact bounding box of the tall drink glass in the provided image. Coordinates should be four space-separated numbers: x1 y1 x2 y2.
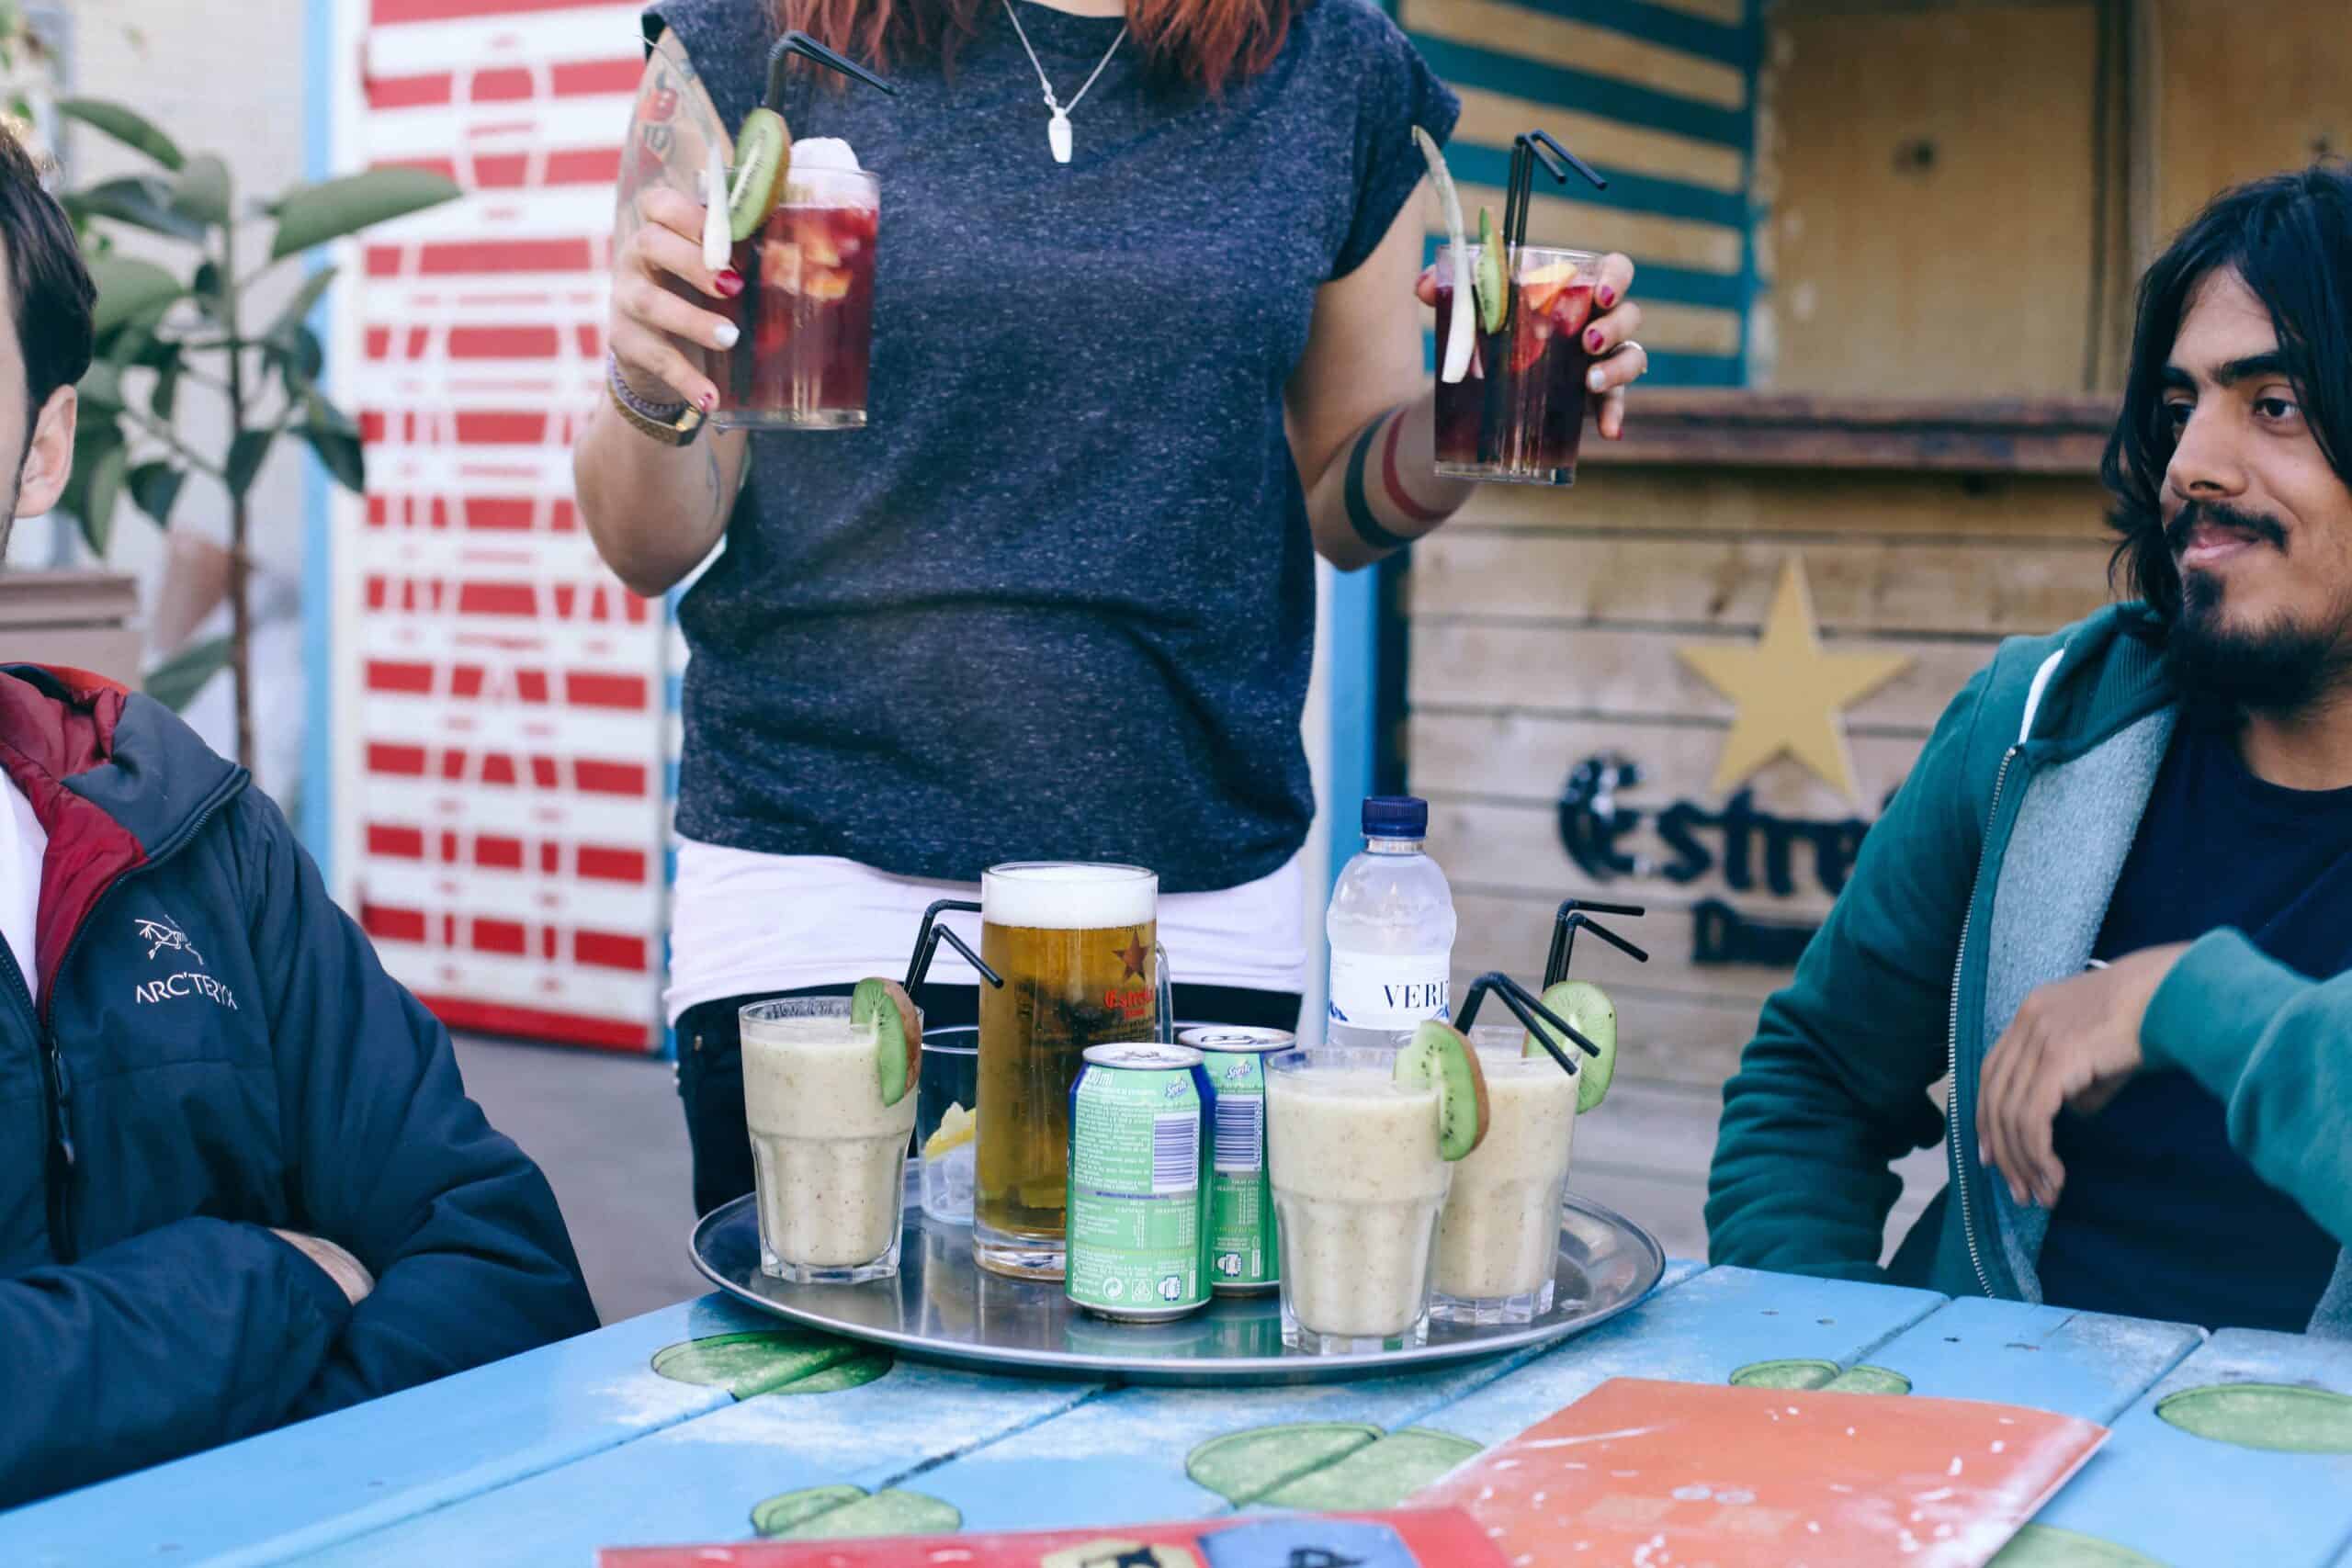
1264 1046 1452 1353
974 862 1159 1280
741 996 916 1283
711 164 877 430
1432 1033 1577 1322
1431 243 1600 485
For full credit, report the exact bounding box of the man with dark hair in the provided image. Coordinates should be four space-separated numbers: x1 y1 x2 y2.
0 128 597 1508
1709 164 2352 1336
0 126 91 536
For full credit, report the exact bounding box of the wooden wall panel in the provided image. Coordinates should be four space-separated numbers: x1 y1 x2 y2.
2152 0 2352 236
1760 5 2102 396
1410 529 2115 633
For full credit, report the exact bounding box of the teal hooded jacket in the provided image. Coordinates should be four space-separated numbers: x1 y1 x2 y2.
1706 604 2352 1336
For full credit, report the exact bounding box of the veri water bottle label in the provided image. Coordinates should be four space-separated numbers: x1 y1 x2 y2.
1327 951 1452 1029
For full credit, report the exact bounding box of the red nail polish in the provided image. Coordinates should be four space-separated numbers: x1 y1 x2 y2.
1586 328 1605 351
698 389 717 413
1597 286 1616 308
715 270 744 298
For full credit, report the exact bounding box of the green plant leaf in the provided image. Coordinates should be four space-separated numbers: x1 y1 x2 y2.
169 155 231 228
270 167 461 260
144 634 232 713
86 254 184 337
150 355 182 421
266 265 340 344
61 434 129 555
56 97 186 171
225 428 275 499
191 260 224 321
265 324 324 389
63 176 206 243
77 361 124 412
129 461 184 525
296 419 365 493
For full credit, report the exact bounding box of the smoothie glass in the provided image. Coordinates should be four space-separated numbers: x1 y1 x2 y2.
1431 243 1600 485
711 165 877 430
1264 1046 1452 1353
741 996 916 1283
1432 1033 1578 1323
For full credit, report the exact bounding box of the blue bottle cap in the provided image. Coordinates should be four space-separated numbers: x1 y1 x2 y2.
1361 795 1429 839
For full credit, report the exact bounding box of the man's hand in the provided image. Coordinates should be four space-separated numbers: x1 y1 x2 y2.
1977 943 2191 1209
270 1230 375 1306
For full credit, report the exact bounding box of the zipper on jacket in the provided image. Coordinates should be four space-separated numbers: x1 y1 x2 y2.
34 769 245 1265
1946 742 2020 1300
0 939 69 1255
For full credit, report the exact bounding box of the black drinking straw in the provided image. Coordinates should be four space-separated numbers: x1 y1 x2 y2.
1543 898 1648 990
1477 130 1604 464
769 31 897 107
904 899 1004 993
1454 970 1598 1079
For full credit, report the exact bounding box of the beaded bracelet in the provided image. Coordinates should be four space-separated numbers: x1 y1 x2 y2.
607 350 692 422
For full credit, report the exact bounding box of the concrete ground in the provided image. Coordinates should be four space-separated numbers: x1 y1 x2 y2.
455 1034 1946 1327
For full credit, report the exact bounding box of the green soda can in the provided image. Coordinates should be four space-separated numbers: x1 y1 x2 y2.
1178 1026 1293 1295
1066 1043 1215 1322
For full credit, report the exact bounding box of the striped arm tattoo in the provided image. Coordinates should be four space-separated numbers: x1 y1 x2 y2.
1342 405 1453 555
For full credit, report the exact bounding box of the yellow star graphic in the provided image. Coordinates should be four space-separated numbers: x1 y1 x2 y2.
1676 557 1914 805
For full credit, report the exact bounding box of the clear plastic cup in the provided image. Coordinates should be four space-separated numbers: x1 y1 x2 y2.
711 166 877 430
741 996 916 1283
916 1026 979 1225
1431 243 1601 485
1264 1046 1451 1353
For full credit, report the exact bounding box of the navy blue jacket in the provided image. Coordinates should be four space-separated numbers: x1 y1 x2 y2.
0 666 597 1508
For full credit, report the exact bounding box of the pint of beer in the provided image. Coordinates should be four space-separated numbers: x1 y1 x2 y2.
975 862 1159 1279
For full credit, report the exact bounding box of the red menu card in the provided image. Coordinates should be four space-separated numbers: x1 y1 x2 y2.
1413 1377 2108 1567
599 1508 1508 1567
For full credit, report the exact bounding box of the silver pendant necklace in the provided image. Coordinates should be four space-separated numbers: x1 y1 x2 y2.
1001 0 1127 164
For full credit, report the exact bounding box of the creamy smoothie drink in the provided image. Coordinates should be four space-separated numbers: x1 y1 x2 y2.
742 993 920 1284
1265 1047 1453 1351
1432 1043 1577 1321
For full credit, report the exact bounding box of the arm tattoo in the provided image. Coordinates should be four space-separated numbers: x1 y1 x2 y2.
615 31 730 254
1342 411 1412 554
703 442 728 526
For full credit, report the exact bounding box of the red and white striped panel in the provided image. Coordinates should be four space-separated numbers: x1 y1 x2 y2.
341 0 666 1051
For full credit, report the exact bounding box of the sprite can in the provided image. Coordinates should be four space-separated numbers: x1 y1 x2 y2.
1066 1043 1215 1322
1178 1026 1292 1295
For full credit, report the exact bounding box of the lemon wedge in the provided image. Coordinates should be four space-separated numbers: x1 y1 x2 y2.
922 1101 975 1159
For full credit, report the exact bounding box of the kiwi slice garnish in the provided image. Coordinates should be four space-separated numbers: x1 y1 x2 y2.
1474 207 1509 335
726 108 792 243
853 976 920 1107
1394 1020 1491 1161
1525 979 1617 1113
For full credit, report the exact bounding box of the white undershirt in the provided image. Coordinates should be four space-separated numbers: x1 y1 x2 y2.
665 841 1310 1024
0 775 44 1003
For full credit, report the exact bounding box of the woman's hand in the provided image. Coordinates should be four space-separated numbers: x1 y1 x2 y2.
1413 252 1645 440
608 186 745 414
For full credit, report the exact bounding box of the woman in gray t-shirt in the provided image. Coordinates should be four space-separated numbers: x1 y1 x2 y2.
574 0 1650 1213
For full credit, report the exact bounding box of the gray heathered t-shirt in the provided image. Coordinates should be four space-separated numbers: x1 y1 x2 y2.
648 0 1457 892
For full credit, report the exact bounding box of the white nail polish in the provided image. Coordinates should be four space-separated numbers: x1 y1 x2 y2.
1587 367 1607 393
713 322 741 350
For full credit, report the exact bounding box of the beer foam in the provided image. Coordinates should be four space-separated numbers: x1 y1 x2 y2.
983 863 1156 931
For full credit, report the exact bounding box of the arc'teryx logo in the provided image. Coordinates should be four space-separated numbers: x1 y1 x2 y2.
135 913 202 966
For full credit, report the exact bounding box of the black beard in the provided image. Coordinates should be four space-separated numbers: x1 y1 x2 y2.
2166 567 2352 721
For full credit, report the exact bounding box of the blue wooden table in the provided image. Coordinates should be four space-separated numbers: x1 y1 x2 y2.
8 1262 2351 1567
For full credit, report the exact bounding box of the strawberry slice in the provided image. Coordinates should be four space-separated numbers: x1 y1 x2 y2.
1549 281 1596 341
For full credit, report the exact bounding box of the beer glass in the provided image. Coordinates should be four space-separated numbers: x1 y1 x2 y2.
974 861 1160 1279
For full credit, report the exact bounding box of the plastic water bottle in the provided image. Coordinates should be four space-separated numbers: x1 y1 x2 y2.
1325 796 1458 1051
